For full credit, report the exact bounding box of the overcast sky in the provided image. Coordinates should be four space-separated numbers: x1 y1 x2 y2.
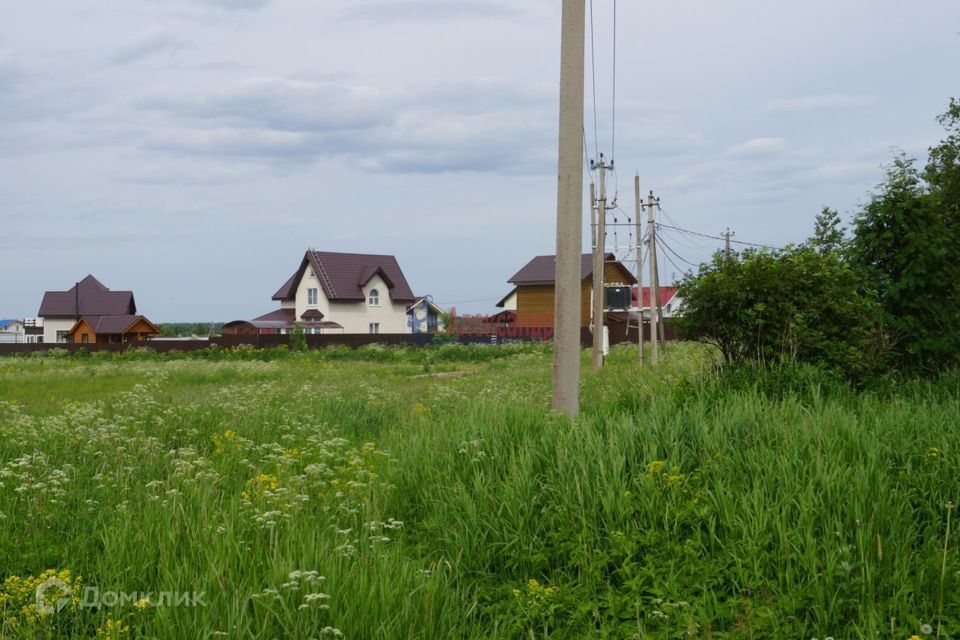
1 0 958 321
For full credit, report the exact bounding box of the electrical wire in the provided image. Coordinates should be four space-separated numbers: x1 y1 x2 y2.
655 236 697 285
610 0 617 164
657 223 784 250
588 0 599 161
659 226 716 250
656 233 700 269
433 295 506 306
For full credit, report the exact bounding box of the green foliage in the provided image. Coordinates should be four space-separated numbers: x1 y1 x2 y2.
157 322 222 337
1 345 959 637
673 246 882 380
849 148 960 374
809 206 847 255
289 325 307 352
678 100 960 379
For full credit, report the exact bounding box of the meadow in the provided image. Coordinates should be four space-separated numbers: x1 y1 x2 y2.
0 343 958 639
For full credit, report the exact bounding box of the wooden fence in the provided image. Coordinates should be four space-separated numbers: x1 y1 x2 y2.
0 321 675 356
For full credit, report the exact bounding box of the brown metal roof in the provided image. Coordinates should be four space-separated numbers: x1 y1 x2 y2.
300 309 325 320
72 315 159 335
271 273 298 301
38 275 136 317
254 309 296 323
508 254 636 285
273 251 416 303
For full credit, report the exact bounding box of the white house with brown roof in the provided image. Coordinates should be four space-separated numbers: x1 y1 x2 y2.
227 250 420 335
37 275 140 343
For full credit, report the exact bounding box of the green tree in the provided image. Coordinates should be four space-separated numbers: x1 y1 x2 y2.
674 247 882 379
808 207 847 255
290 325 307 351
849 134 960 373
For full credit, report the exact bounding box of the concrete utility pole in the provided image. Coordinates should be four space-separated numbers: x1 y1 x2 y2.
646 191 659 366
723 228 735 259
589 182 597 252
634 175 643 363
552 0 585 418
591 155 609 372
653 205 667 354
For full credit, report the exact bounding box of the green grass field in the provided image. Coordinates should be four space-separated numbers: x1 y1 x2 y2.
1 343 959 639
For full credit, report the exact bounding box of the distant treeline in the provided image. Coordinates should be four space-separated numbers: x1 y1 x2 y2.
157 323 223 337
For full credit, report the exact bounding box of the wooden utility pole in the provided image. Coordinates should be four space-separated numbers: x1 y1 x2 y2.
646 191 658 366
591 155 609 372
634 175 643 363
552 0 585 417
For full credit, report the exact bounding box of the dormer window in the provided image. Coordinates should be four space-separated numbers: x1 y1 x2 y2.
368 289 380 306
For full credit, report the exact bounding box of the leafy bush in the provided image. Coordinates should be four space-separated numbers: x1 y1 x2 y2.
849 149 960 375
673 246 883 380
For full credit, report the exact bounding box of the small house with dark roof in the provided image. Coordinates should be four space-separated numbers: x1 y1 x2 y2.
68 315 161 344
37 275 143 343
226 250 421 335
500 253 637 327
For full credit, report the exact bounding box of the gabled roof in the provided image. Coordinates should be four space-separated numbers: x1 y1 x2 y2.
495 288 518 308
38 275 136 317
70 315 159 335
631 286 679 308
0 319 20 330
406 297 444 314
271 273 298 301
508 254 637 285
273 250 416 303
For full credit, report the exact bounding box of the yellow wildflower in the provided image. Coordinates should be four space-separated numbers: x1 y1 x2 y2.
96 617 130 638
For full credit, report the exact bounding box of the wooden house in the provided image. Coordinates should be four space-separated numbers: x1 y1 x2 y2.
501 253 637 327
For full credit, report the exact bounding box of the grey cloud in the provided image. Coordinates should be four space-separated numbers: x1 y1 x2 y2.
341 0 519 22
166 0 271 10
764 94 877 112
108 27 185 64
138 77 392 132
724 137 787 158
135 76 556 174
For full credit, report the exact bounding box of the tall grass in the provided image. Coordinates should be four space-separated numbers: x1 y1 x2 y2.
0 343 957 638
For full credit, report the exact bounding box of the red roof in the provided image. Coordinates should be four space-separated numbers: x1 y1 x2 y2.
632 286 678 308
38 275 136 317
508 254 637 285
273 251 416 303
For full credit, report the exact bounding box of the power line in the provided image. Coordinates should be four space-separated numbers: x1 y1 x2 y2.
610 0 617 164
656 241 688 280
434 295 505 306
659 225 716 250
657 234 700 269
657 222 784 250
588 0 599 160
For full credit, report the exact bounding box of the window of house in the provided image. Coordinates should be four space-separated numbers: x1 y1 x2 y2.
308 269 315 279
369 323 380 335
307 288 318 305
368 289 380 306
56 330 69 343
81 334 89 344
